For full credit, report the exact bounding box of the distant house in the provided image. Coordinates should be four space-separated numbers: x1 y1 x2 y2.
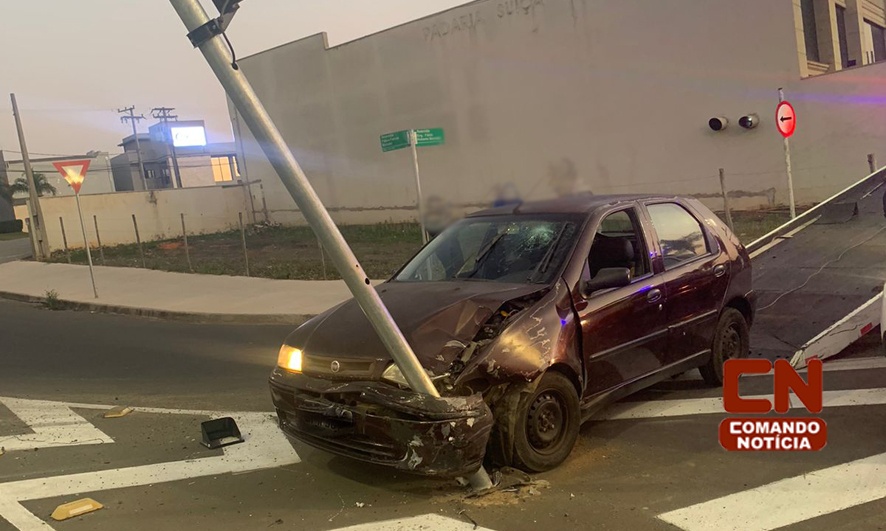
111 120 240 191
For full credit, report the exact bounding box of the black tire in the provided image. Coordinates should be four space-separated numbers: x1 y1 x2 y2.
487 371 581 473
700 307 750 386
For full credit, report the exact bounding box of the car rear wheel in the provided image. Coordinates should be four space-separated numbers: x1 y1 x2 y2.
700 307 749 386
487 371 581 473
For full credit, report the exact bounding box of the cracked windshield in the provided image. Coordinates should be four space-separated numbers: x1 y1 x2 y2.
0 1 884 530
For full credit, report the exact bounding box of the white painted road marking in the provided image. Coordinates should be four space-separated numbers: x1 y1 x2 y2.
593 388 886 420
0 399 300 531
329 514 495 531
657 452 886 531
813 355 886 372
0 397 114 451
593 387 886 420
674 355 886 382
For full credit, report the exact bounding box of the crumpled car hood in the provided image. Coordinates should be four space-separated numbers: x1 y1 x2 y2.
290 281 546 375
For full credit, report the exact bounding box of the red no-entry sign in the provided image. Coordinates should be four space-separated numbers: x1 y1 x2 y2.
776 101 796 138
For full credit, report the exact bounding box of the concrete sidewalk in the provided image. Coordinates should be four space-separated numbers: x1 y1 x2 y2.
0 261 374 324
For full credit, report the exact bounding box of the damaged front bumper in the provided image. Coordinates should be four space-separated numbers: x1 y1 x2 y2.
268 368 494 478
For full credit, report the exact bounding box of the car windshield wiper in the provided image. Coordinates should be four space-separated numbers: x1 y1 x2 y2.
475 232 505 264
464 232 506 279
528 224 570 283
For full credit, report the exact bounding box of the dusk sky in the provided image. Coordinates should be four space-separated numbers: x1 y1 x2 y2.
0 1 471 158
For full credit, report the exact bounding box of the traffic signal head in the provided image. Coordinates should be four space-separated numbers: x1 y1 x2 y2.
708 117 729 132
739 114 760 130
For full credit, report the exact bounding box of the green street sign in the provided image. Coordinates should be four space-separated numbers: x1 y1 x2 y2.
415 128 445 147
380 130 410 152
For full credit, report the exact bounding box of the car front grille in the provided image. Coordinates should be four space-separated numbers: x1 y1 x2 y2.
302 355 379 380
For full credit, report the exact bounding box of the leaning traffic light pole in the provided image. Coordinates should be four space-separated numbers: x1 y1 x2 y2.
167 0 493 491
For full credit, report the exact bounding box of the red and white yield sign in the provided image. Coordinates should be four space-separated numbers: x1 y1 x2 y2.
776 101 797 138
52 159 91 195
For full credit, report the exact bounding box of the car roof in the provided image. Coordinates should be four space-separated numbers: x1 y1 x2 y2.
467 193 681 217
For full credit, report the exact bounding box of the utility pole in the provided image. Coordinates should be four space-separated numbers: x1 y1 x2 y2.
10 93 49 260
151 107 183 188
118 106 148 190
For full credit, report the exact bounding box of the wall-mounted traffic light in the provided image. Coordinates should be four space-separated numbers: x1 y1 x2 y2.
739 114 760 129
709 117 729 132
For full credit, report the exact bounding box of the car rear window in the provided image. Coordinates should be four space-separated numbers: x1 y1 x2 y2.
646 203 710 269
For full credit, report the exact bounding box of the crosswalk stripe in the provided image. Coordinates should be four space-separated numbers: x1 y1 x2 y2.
657 452 886 531
328 514 494 531
592 387 886 420
0 397 113 451
0 409 299 531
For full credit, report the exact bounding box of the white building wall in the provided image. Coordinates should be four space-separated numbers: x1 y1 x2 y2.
14 184 252 252
178 155 217 188
232 0 886 225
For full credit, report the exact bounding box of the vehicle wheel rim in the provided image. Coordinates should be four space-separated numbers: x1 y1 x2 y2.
526 391 566 453
722 324 742 360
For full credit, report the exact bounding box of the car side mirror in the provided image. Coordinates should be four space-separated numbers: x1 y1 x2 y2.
581 267 632 298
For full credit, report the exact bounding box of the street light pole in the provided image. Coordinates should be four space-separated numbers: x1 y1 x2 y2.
168 0 492 491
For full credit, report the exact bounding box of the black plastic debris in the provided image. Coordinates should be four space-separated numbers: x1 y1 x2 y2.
201 417 244 449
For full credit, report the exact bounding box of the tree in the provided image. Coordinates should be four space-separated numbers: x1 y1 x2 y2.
10 173 57 197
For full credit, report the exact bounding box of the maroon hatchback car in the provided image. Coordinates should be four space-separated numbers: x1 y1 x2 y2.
269 194 755 476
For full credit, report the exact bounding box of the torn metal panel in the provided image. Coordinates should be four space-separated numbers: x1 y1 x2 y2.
454 280 582 389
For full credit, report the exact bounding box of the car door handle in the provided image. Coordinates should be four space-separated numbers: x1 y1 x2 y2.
646 288 662 303
713 264 727 278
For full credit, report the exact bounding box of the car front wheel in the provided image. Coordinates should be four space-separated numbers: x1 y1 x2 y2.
700 307 750 386
487 371 581 473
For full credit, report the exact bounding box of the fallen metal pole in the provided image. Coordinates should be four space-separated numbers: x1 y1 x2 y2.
170 0 492 490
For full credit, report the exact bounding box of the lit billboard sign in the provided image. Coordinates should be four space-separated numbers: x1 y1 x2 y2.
170 126 207 147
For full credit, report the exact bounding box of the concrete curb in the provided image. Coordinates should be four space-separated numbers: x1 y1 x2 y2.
0 290 315 326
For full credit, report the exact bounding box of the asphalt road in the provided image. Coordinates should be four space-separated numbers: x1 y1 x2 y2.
0 239 31 264
1 298 884 531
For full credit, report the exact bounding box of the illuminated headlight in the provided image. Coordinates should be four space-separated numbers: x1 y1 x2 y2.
277 345 303 373
381 363 410 389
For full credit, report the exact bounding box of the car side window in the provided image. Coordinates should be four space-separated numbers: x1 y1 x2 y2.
646 203 710 270
588 209 651 279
